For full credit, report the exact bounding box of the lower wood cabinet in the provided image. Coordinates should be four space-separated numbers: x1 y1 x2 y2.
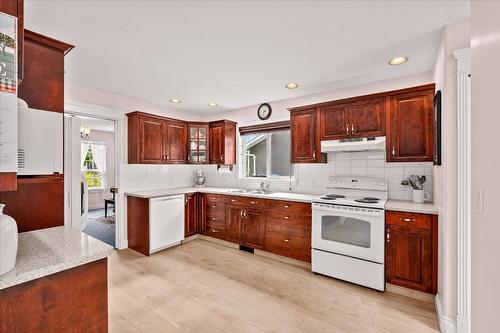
184 193 198 237
197 193 311 262
385 210 438 294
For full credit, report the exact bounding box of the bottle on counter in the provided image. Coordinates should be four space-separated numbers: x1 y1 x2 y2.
0 203 18 275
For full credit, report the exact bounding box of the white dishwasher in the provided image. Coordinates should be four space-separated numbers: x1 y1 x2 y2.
149 195 185 254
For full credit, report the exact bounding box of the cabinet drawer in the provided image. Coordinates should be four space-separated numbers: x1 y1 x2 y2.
226 196 265 208
385 211 432 230
266 199 311 215
205 194 226 203
206 215 225 227
203 225 226 240
206 203 225 218
265 231 311 262
265 212 310 237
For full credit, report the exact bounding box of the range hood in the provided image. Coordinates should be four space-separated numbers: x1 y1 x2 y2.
321 136 386 153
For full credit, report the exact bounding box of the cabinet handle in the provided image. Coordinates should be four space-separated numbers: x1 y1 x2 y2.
231 199 236 202
240 209 243 217
211 205 217 208
283 216 290 220
243 209 247 218
351 124 354 134
166 155 170 160
386 229 390 243
284 239 289 242
392 146 395 157
400 217 416 223
220 154 224 162
313 150 316 159
212 229 217 233
211 217 217 221
284 205 290 209
250 201 257 204
346 124 350 135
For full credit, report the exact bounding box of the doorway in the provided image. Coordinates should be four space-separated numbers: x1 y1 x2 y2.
64 114 117 248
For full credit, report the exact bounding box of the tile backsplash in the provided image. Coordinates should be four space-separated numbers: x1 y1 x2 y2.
201 151 433 201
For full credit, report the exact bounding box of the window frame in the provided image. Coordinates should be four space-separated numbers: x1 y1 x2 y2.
81 142 107 190
238 122 295 181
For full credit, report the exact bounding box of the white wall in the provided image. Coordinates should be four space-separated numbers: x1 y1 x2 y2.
86 129 116 210
471 2 500 332
431 18 470 328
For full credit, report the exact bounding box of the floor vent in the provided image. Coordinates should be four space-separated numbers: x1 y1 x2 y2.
239 245 254 253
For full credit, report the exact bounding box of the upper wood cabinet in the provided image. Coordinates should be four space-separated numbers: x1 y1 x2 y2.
188 123 209 164
209 120 237 165
163 120 187 163
290 108 325 163
387 87 434 162
18 30 74 113
127 112 187 164
319 97 386 140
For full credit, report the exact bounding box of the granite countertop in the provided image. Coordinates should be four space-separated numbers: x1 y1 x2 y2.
125 186 319 203
0 226 114 290
385 200 439 215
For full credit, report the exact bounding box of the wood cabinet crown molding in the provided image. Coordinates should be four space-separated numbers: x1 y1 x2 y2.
24 29 74 55
239 121 290 135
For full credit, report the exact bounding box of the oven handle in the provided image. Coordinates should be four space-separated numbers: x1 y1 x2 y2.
312 205 384 218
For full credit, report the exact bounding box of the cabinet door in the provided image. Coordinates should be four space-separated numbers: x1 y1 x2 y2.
351 97 386 138
198 194 207 234
140 116 164 164
242 209 265 249
188 124 209 164
387 90 434 162
209 123 223 164
184 193 197 237
225 205 242 244
385 225 433 293
164 120 187 163
319 104 350 140
291 108 318 163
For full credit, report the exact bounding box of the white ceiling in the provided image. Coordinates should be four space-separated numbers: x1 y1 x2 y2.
25 1 469 115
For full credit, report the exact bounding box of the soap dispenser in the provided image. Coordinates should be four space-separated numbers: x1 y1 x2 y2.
0 204 18 275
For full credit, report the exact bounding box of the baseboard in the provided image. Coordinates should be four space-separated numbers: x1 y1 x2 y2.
435 294 457 333
456 316 470 333
385 283 434 303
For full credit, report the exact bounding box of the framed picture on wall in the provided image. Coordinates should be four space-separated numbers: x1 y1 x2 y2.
434 90 442 166
0 12 17 94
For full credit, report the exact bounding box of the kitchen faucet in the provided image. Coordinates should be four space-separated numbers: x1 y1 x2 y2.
260 181 271 192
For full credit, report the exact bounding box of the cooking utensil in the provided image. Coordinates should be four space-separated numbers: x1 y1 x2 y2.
409 175 423 190
419 175 426 185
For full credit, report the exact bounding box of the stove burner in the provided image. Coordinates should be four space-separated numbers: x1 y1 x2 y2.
325 194 346 199
355 197 380 204
320 196 336 200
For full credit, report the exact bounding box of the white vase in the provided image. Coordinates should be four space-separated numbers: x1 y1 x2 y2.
0 203 18 276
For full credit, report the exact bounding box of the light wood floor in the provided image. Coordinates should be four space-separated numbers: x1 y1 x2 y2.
108 239 440 333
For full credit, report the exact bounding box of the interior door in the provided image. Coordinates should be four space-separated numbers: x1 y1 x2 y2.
242 209 265 249
164 120 187 163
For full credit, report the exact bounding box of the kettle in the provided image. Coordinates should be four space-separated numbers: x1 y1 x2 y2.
0 204 18 276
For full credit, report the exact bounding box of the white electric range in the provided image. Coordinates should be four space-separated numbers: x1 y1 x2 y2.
311 176 388 291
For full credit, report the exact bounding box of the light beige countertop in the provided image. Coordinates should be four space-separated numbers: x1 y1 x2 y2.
125 186 319 203
385 200 439 215
0 226 114 290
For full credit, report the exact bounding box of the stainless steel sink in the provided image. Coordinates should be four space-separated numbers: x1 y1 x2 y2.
227 189 273 195
249 190 273 195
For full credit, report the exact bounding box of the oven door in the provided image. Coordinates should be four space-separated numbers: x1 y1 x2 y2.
312 203 385 263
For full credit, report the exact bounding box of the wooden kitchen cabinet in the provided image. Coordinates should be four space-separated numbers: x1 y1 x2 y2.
188 123 209 164
385 210 438 294
225 205 243 243
184 193 198 237
127 112 188 164
209 120 237 165
387 86 435 162
290 108 325 163
319 97 386 140
201 194 226 240
163 119 187 163
241 208 265 250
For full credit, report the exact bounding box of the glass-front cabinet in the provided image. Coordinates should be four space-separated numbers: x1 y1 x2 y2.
188 123 209 164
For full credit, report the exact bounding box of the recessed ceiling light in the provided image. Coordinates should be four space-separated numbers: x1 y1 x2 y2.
208 102 218 107
388 57 408 65
169 98 181 103
286 83 299 89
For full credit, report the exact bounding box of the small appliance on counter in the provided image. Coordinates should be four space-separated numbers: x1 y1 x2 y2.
194 169 206 187
0 204 18 276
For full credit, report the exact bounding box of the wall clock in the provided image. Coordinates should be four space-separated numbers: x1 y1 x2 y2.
257 103 272 120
